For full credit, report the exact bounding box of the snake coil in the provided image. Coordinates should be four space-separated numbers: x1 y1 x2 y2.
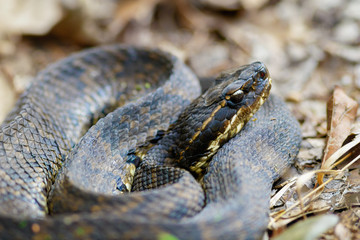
0 45 301 240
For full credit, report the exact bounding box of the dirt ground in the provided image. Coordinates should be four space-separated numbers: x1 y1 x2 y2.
0 0 359 239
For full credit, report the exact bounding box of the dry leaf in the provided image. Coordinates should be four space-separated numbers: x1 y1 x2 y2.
270 179 296 208
323 86 358 162
318 86 358 184
108 0 161 40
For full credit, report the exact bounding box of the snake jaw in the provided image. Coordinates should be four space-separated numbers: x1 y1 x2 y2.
191 79 271 176
175 62 272 177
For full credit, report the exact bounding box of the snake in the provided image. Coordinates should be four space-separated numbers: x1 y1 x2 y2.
0 45 301 239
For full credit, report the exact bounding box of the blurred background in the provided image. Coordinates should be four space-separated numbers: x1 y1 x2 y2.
1 0 360 124
0 0 359 238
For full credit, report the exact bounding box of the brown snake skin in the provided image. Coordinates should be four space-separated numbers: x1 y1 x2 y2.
0 45 301 239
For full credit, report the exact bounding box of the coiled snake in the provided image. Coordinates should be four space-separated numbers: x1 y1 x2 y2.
0 45 301 239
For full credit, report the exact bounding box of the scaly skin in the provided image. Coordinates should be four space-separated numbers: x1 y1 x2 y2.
0 45 200 217
0 45 301 239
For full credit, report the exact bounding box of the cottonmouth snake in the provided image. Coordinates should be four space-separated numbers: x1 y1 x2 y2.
0 45 301 239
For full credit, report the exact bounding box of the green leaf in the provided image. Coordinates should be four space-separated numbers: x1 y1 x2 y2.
75 227 86 236
273 215 339 240
158 232 179 240
18 220 27 228
145 82 151 89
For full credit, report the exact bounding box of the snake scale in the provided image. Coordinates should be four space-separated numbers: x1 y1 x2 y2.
0 45 301 239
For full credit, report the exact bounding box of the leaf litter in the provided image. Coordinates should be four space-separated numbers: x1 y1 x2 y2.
0 0 360 239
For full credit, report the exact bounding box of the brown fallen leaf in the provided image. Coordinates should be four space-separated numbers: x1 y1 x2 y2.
317 86 358 185
107 0 161 41
270 87 360 231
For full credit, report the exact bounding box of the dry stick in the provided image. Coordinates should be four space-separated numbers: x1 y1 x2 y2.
270 154 360 224
270 176 332 223
296 185 307 219
270 179 296 208
337 153 360 171
270 170 340 217
322 136 360 170
329 151 352 169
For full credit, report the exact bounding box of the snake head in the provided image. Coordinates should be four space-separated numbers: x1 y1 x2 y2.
205 62 270 107
173 62 272 177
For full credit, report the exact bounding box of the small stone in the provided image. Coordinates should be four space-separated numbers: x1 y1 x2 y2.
333 20 360 44
344 0 360 20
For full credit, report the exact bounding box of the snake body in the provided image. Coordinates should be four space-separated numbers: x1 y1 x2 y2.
0 45 301 239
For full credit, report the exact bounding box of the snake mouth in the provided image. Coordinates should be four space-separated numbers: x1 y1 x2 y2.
217 65 272 142
176 62 272 176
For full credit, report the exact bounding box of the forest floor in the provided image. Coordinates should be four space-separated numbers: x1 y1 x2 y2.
0 0 359 239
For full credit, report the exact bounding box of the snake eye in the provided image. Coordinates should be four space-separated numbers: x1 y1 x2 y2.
229 89 244 103
259 69 267 79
